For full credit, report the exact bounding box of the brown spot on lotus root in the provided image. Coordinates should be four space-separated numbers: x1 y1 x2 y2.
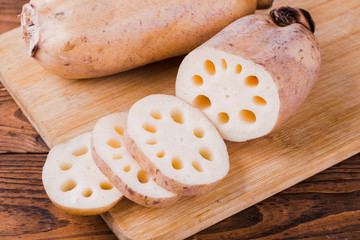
239 110 256 123
204 60 216 75
64 42 76 52
192 95 211 110
113 155 123 160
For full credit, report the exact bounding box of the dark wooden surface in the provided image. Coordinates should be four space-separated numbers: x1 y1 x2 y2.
0 1 359 239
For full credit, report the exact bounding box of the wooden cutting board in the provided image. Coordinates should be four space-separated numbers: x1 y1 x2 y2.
1 0 359 239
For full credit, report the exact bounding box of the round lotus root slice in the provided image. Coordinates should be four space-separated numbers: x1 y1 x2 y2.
124 94 229 196
42 132 122 215
92 112 179 208
176 7 321 142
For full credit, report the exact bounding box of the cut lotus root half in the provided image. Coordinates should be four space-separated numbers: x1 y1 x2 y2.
176 47 280 142
91 112 179 208
124 94 229 196
176 8 320 142
42 132 122 215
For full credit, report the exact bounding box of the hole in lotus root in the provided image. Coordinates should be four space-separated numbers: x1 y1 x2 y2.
192 95 211 110
142 123 157 133
123 165 131 172
199 147 212 161
60 162 72 171
146 139 157 145
245 76 259 87
192 161 203 172
113 155 123 160
253 96 267 105
82 188 93 197
239 109 256 123
114 125 123 135
221 59 227 70
217 112 229 124
137 170 149 183
100 181 114 190
107 139 121 148
60 179 77 192
204 60 216 75
157 151 165 158
172 157 183 170
193 127 204 138
192 75 203 86
72 146 88 156
150 110 162 120
170 108 184 124
235 64 242 74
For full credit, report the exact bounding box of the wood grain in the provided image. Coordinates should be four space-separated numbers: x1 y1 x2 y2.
0 0 47 154
0 154 116 240
0 2 117 239
190 154 360 240
0 152 359 239
0 0 27 33
0 0 360 239
0 82 48 153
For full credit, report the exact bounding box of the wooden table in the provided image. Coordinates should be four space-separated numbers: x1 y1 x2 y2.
1 1 359 239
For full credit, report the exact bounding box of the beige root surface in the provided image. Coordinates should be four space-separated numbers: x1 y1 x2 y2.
91 140 180 208
123 131 223 196
23 0 258 78
200 14 321 130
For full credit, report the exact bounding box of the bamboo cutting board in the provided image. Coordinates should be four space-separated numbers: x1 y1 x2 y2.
1 0 360 239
